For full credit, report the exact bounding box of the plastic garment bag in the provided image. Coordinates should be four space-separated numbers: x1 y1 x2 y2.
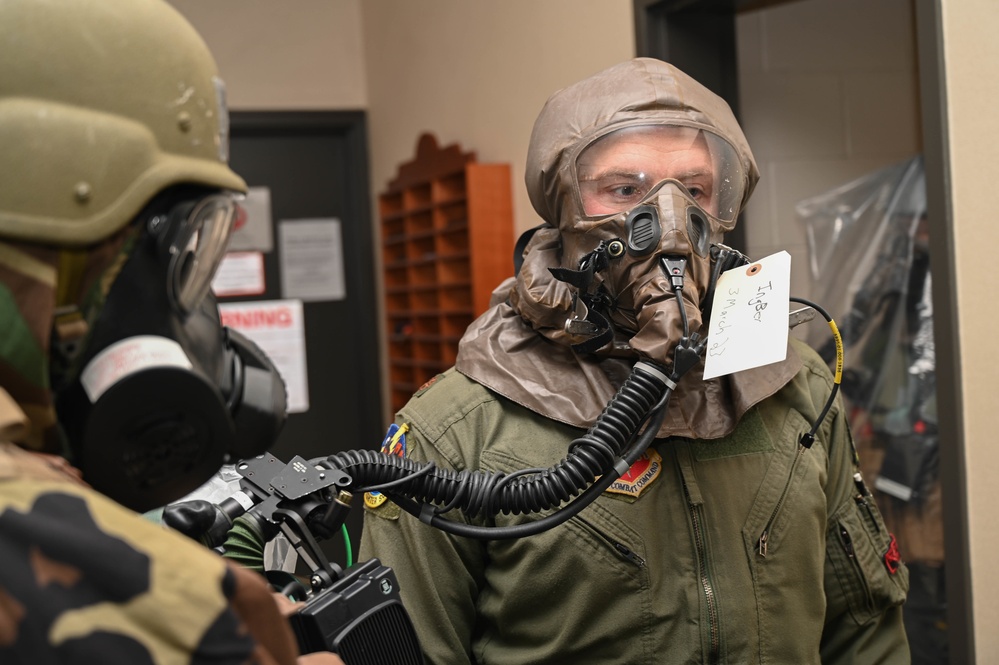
797 155 945 663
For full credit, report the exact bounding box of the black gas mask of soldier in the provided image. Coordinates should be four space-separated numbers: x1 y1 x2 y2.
54 190 287 512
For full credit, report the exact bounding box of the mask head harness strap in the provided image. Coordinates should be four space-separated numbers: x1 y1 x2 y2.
513 223 551 277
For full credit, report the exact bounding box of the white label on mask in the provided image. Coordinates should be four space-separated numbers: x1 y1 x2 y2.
702 251 791 380
80 336 193 403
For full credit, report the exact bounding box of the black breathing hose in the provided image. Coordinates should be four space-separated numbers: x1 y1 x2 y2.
320 360 675 540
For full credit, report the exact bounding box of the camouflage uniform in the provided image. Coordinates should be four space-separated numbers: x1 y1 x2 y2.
0 241 300 664
0 1 336 663
0 433 262 663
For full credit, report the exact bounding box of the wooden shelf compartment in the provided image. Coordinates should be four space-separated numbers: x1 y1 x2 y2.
405 210 434 236
383 264 409 290
436 201 468 231
403 184 432 210
379 192 405 218
409 287 439 312
382 237 408 266
406 234 437 262
407 260 437 287
438 284 473 311
437 256 471 284
434 173 468 205
436 227 469 256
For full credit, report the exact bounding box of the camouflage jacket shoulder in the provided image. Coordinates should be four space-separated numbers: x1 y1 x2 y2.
0 438 257 664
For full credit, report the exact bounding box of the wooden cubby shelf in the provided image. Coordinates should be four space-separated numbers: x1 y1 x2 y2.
379 133 514 413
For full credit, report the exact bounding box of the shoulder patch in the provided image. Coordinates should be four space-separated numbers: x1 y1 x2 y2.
380 423 409 458
364 492 388 509
364 423 409 520
883 533 901 574
605 449 663 500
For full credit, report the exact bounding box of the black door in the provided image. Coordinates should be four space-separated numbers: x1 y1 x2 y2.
224 111 381 565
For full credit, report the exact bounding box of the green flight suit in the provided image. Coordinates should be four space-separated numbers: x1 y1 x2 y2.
361 340 909 664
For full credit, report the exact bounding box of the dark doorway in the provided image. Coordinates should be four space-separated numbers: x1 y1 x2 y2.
225 111 381 563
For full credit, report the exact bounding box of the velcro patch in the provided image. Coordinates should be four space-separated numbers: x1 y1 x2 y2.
605 449 663 499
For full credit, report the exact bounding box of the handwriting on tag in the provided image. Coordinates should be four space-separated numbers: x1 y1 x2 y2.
702 251 791 380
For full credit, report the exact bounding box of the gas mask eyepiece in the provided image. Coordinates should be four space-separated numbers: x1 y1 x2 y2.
574 123 745 230
151 192 240 315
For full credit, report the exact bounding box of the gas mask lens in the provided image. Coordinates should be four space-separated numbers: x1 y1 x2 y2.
575 125 746 222
166 193 238 314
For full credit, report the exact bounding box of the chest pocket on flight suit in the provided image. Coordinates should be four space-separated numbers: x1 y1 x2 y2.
739 409 821 559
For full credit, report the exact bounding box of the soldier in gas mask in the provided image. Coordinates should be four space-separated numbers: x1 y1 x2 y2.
0 1 341 662
361 58 910 664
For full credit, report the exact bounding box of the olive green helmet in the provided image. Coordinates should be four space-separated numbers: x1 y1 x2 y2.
0 0 247 247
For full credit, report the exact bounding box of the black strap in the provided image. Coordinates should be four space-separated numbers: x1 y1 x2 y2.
569 301 614 354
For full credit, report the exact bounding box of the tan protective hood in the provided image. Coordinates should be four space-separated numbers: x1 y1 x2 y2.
455 59 800 439
524 58 759 230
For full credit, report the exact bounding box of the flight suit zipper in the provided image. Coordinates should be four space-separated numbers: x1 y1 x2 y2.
574 515 646 567
756 444 807 557
681 473 720 665
837 523 874 613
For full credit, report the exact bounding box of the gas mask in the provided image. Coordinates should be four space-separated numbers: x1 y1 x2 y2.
54 191 287 512
517 123 747 368
455 58 801 440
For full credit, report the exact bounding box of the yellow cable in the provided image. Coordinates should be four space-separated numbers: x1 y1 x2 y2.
828 319 844 385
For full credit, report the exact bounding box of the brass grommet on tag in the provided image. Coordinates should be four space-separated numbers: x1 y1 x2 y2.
746 263 762 276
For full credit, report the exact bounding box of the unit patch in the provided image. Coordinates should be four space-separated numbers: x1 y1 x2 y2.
380 423 409 458
605 449 663 499
364 423 410 520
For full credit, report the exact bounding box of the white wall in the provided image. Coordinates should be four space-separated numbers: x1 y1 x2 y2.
939 0 999 656
737 0 921 298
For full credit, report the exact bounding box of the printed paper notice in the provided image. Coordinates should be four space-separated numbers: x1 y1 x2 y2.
218 299 310 413
278 219 346 302
702 251 791 380
213 251 266 297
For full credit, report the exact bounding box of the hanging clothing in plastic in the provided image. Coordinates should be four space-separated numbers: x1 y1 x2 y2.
797 155 945 664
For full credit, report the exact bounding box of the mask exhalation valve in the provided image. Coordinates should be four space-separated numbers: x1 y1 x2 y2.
625 205 661 256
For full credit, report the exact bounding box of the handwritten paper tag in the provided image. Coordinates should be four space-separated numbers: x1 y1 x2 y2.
702 251 791 380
